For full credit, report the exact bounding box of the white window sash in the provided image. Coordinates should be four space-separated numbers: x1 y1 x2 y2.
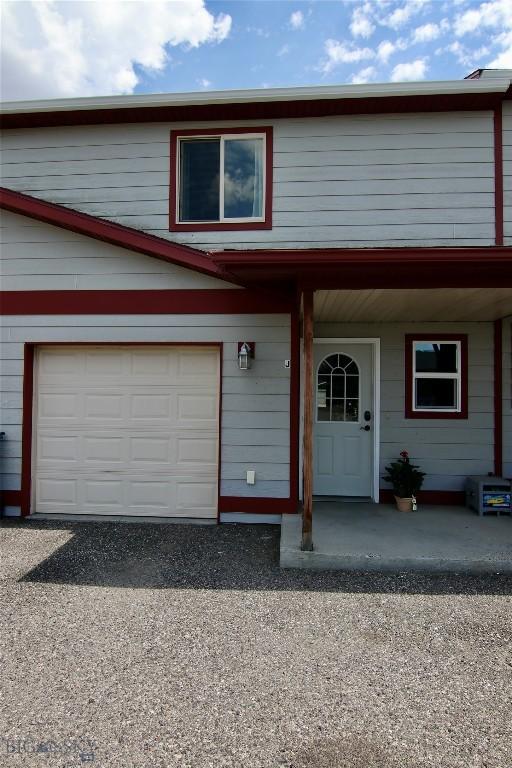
412 340 461 412
176 133 266 224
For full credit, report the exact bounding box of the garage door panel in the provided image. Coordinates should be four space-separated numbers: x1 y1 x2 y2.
36 430 218 471
85 350 125 376
177 348 219 379
37 477 77 505
176 436 218 466
34 346 219 518
38 435 79 462
36 474 215 518
176 481 218 513
38 392 79 419
177 393 218 422
38 349 85 378
129 437 172 463
84 480 124 507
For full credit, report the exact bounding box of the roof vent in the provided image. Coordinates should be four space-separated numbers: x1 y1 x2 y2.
465 68 512 80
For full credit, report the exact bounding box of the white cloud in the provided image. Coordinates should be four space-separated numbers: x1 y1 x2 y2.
486 30 512 67
391 58 428 81
454 0 509 36
197 77 212 89
452 0 511 70
350 65 377 84
289 10 305 30
0 0 232 101
350 4 375 39
382 0 429 30
412 23 441 43
277 44 290 57
322 39 374 73
377 40 396 63
444 40 490 67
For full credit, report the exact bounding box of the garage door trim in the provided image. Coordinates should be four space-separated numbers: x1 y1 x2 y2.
21 342 223 519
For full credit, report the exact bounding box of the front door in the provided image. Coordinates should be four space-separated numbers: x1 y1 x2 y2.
313 342 374 497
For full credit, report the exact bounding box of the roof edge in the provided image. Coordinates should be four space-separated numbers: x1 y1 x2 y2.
2 77 511 115
0 187 235 283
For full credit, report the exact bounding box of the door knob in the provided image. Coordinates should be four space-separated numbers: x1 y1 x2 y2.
360 425 370 431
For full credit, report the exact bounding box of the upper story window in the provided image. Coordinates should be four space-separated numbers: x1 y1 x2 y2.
170 127 273 231
405 334 468 419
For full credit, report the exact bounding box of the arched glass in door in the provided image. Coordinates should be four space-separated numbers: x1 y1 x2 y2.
317 353 359 422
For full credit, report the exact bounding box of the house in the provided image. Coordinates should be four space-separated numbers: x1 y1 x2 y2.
1 69 512 545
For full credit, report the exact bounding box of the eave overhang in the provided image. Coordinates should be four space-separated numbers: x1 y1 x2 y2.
211 247 512 289
1 77 510 128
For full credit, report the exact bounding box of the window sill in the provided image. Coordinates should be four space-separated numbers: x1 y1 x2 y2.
170 220 272 232
405 410 468 420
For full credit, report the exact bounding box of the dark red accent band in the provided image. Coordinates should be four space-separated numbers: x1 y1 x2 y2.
379 489 466 505
494 105 504 246
494 319 503 477
216 246 512 265
0 187 230 281
0 490 21 509
169 127 273 232
218 497 296 514
21 345 34 517
404 334 468 420
0 289 293 315
213 247 512 288
0 91 504 130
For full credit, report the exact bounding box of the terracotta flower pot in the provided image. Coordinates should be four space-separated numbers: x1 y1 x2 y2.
394 495 415 512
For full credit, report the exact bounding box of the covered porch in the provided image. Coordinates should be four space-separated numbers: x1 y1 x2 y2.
214 246 512 570
280 501 512 572
298 282 512 558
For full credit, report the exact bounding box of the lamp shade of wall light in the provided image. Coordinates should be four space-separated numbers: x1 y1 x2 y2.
238 342 253 370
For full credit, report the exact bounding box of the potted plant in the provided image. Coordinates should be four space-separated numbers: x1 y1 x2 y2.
383 450 425 512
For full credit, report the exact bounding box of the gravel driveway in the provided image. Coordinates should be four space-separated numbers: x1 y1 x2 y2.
1 518 511 768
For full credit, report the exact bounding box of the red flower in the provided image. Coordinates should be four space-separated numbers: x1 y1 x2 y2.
400 450 409 459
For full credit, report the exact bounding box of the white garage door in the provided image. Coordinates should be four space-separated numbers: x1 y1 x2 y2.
34 345 220 518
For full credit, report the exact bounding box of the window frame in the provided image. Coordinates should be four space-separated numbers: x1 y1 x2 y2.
405 334 468 419
169 126 273 232
315 352 361 424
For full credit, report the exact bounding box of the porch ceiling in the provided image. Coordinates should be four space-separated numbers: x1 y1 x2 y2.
314 288 512 322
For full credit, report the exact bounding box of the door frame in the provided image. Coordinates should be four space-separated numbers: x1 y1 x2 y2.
313 338 381 503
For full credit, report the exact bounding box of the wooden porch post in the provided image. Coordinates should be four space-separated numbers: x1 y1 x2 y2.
301 289 314 551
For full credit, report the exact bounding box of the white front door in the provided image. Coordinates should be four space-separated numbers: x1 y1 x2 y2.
313 342 374 497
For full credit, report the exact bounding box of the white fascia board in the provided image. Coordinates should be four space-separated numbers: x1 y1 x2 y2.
1 77 511 115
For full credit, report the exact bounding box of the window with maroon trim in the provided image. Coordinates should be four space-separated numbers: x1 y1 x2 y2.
405 334 468 419
170 126 273 231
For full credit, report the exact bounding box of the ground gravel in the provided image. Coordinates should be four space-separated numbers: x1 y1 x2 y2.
0 518 511 768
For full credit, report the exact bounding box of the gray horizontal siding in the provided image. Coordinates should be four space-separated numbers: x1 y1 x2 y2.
314 322 494 492
1 110 495 249
0 210 237 292
0 314 291 504
503 101 512 245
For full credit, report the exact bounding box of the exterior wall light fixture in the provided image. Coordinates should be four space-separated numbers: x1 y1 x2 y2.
238 342 254 370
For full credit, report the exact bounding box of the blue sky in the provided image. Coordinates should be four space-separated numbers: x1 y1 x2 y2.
1 0 511 102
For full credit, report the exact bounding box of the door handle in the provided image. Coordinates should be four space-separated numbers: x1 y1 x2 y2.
360 425 370 431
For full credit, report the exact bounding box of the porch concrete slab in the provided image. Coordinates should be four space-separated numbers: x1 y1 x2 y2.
280 503 512 572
